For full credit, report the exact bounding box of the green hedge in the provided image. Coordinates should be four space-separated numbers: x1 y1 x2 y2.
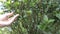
3 0 60 34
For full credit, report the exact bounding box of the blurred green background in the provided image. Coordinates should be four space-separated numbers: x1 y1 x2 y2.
0 0 60 34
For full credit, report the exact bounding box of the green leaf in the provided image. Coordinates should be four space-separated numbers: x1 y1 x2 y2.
56 13 60 19
26 10 32 15
43 15 48 22
48 19 55 23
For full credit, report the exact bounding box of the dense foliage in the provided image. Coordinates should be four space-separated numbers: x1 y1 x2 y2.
0 0 60 34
